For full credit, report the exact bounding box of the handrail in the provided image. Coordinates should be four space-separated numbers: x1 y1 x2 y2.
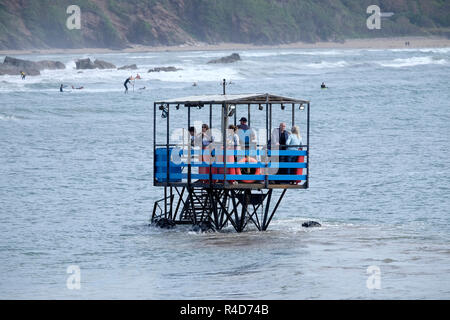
156 148 308 156
154 146 308 183
155 161 307 168
155 173 307 181
155 144 308 148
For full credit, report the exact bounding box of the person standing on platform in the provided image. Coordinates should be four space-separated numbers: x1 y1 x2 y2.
269 122 290 178
237 117 256 150
197 124 214 183
286 125 302 176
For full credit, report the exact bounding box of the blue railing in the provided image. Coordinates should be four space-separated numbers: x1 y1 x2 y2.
154 147 308 183
156 149 307 156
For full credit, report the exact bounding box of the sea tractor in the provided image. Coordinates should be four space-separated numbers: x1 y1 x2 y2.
151 82 310 232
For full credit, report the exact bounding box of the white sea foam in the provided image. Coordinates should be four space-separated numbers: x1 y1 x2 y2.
1 48 449 93
145 65 244 82
389 47 450 54
302 60 350 69
178 52 231 59
365 48 450 54
65 60 77 70
126 55 159 59
242 49 360 58
0 63 243 93
417 47 450 54
0 113 19 121
377 56 448 68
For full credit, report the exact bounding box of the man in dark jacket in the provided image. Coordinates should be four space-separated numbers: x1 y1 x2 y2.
237 117 256 150
269 122 289 150
269 122 290 179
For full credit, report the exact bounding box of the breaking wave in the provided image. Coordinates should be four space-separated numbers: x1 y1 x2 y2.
242 49 360 58
302 60 350 69
377 56 448 68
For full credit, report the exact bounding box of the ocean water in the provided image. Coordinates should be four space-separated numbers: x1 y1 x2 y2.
0 47 449 299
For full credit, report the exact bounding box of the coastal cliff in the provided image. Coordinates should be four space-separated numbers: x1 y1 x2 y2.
0 0 449 50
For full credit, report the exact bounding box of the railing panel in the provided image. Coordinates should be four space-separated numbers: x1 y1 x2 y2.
154 147 308 184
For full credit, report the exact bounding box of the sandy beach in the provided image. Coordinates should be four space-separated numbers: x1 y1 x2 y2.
1 36 449 56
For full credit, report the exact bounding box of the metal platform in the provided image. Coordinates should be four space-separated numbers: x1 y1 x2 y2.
154 182 307 189
151 89 310 232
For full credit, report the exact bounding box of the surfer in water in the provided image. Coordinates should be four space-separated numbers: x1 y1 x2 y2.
60 84 67 92
124 76 132 94
321 82 327 89
20 71 26 80
71 85 84 90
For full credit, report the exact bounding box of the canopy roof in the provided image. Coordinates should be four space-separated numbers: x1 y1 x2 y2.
156 93 309 105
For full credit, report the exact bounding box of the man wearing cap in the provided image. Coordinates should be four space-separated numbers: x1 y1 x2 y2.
237 117 256 150
236 117 256 175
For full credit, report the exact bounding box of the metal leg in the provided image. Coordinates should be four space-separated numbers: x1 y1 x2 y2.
154 186 287 232
173 187 185 221
262 189 286 231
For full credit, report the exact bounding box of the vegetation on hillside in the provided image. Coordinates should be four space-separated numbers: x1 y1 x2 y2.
0 0 448 49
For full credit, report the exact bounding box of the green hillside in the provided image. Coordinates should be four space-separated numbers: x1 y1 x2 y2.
0 0 449 49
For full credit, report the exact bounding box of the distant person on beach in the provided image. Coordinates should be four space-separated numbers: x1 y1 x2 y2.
321 82 327 89
124 76 132 94
20 71 26 80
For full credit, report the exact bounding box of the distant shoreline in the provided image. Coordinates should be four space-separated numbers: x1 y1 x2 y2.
1 36 449 56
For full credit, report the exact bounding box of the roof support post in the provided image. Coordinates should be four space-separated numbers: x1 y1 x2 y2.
210 103 213 187
153 102 156 186
166 104 170 187
269 103 272 140
248 103 251 127
222 79 226 95
306 102 310 188
292 103 295 127
187 104 191 186
209 103 212 129
223 103 228 184
265 95 269 189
